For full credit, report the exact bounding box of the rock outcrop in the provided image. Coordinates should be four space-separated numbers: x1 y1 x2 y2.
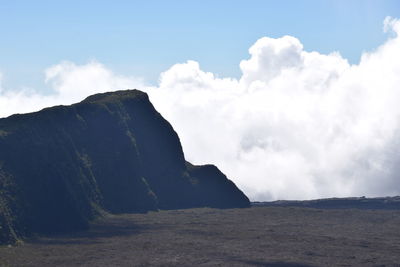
0 89 249 243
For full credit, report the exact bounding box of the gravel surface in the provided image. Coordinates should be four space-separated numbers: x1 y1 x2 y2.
1 206 400 266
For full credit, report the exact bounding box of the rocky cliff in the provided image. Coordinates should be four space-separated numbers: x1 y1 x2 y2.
0 89 249 244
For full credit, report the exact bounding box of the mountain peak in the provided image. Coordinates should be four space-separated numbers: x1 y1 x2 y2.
82 89 148 104
0 89 249 244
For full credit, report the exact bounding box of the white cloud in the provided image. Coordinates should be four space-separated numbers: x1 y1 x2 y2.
384 16 400 34
0 61 146 118
239 35 304 85
1 17 400 201
45 61 145 101
146 16 400 200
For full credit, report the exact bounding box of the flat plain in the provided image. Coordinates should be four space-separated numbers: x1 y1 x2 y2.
1 206 400 266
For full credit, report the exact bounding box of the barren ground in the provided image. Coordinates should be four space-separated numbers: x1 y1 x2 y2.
1 206 400 266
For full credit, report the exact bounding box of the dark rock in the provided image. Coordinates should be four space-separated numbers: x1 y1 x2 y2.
0 89 249 243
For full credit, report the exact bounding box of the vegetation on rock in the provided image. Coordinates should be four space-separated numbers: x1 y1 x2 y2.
0 89 249 243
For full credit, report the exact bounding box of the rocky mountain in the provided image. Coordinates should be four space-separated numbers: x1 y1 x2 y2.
0 89 249 244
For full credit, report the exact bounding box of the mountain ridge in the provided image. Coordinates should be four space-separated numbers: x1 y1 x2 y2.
0 89 249 244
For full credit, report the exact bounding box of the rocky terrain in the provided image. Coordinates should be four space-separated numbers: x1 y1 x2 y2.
1 206 400 266
2 89 399 266
0 89 249 244
253 196 400 210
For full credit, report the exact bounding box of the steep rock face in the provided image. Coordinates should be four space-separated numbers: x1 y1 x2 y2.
0 89 249 243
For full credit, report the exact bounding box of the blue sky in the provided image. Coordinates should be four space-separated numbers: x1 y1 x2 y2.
1 1 400 200
0 0 399 89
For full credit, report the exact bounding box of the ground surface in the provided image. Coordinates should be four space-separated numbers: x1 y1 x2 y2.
1 206 400 266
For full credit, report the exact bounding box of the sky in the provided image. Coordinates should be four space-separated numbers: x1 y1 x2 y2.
1 1 400 200
1 0 399 88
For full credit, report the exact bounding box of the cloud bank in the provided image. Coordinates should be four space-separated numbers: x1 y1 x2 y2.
0 61 146 117
1 17 400 200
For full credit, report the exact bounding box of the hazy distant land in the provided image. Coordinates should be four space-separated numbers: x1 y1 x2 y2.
254 196 400 210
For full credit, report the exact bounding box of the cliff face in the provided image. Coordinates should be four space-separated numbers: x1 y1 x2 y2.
0 89 249 243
